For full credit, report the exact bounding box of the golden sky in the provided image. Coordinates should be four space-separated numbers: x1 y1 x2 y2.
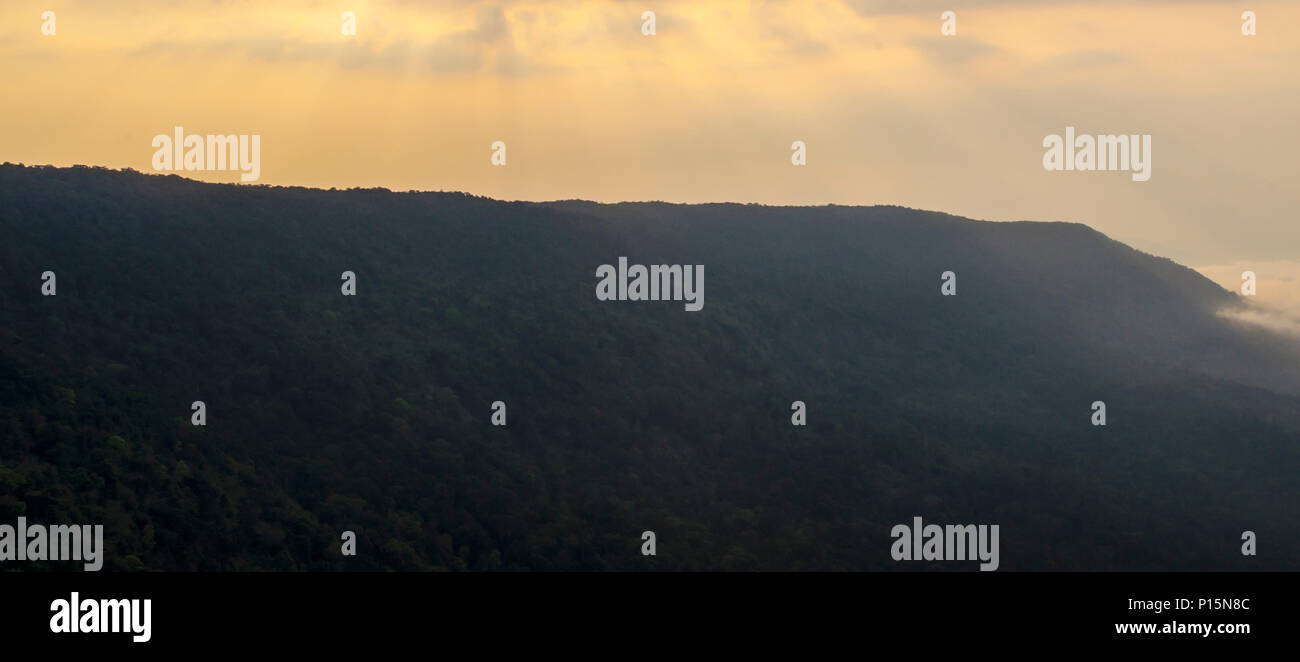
1 0 1297 319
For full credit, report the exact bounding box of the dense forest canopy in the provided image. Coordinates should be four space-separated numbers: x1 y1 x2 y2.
1 164 1297 571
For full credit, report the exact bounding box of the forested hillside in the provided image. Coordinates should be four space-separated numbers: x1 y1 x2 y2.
1 164 1297 570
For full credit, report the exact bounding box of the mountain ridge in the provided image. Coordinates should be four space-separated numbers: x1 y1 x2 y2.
0 163 1296 571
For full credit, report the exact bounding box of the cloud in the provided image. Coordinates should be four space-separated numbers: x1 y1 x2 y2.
906 36 1000 64
843 0 1228 14
759 22 833 57
1197 260 1300 338
1218 306 1300 337
1041 49 1129 68
128 4 515 74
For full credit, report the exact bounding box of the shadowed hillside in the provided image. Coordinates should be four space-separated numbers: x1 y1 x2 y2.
1 164 1297 571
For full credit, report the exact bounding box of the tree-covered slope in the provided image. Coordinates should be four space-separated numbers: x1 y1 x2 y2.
1 164 1296 570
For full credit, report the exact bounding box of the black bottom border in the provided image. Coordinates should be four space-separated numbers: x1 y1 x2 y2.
2 572 1288 651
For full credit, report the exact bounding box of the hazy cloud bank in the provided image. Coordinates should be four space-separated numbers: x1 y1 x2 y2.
1196 260 1300 337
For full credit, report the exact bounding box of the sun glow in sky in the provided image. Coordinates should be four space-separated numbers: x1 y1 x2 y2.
1 0 1297 318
